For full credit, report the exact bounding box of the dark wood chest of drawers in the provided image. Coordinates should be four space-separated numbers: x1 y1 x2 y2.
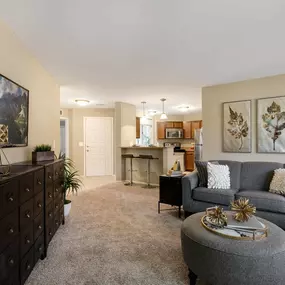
0 159 64 285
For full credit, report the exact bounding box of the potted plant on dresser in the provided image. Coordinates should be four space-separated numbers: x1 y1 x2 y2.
60 153 83 216
32 144 54 162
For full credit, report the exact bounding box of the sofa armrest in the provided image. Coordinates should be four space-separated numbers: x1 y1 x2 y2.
182 170 199 211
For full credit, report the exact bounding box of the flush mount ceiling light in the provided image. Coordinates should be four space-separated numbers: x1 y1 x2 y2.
148 110 157 116
160 98 168 120
177 105 191 112
75 99 90 106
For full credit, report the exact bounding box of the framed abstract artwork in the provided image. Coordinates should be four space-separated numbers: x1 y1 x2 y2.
223 100 251 153
257 96 285 153
0 74 29 147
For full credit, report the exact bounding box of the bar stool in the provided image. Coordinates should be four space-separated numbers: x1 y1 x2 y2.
121 154 136 185
139 154 158 188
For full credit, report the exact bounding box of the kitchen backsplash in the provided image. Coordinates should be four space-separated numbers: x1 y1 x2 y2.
157 139 195 146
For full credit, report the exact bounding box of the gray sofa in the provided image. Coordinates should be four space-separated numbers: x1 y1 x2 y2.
182 160 285 229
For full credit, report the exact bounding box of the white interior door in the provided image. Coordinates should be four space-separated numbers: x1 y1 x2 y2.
84 117 113 176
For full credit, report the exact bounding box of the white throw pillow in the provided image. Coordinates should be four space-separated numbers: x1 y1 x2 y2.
207 162 231 189
269 168 285 196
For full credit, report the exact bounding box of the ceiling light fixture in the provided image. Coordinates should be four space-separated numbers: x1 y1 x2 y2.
75 99 90 106
160 98 168 120
178 105 190 112
148 110 157 116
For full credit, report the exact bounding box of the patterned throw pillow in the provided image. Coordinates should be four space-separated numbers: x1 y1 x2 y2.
269 169 285 196
195 161 219 187
207 162 231 189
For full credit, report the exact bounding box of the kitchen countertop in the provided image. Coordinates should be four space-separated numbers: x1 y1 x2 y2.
120 146 164 149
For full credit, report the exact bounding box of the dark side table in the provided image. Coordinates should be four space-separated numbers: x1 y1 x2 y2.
158 175 183 218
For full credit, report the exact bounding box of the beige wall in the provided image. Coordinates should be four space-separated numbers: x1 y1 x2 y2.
0 20 60 162
202 74 285 162
64 108 115 175
114 102 136 180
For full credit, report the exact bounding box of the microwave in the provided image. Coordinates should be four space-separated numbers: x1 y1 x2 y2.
165 128 184 139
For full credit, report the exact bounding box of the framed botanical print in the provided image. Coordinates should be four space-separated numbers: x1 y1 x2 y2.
223 100 251 153
257 96 285 153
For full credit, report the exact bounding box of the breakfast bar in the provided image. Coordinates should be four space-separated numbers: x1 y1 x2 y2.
121 146 185 185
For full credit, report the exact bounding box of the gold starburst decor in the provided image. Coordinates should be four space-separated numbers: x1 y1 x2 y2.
206 206 228 226
231 198 256 222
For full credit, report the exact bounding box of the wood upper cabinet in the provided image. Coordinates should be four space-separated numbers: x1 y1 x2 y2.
183 120 202 139
136 117 140 139
191 120 202 138
165 122 173 128
183 121 192 139
173 122 183 128
157 122 166 139
185 151 195 171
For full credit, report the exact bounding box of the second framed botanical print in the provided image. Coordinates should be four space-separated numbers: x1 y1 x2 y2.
257 96 285 153
223 100 251 153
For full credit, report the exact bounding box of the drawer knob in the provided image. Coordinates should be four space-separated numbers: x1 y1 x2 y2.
55 205 59 209
37 180 42 185
55 188 59 192
26 264 31 271
48 213 52 217
8 258 14 265
55 171 59 175
48 193 52 198
55 222 59 226
38 225 42 230
25 211 31 218
38 246 42 252
8 196 14 202
26 238 31 244
48 175 52 179
25 188 30 192
49 232 52 236
37 202 42 208
8 228 14 234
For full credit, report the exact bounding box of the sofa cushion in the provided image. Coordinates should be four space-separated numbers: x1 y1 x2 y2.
211 160 242 190
192 187 237 206
240 162 284 191
196 161 218 187
235 190 285 214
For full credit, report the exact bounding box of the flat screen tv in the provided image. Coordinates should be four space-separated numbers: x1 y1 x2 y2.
0 74 29 147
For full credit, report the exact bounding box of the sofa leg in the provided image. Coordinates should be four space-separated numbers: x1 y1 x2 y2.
188 268 197 285
184 211 192 219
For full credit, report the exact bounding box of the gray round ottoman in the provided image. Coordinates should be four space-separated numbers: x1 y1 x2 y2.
181 212 285 285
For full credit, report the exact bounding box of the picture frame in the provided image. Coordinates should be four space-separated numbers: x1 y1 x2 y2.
0 74 29 147
222 100 251 153
257 96 285 153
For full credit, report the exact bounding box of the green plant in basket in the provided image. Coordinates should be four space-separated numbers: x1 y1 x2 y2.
33 144 52 152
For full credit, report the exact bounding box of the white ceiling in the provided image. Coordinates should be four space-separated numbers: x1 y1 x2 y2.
1 1 285 114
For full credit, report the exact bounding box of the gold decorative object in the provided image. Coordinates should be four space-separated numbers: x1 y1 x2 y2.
231 198 256 222
0 147 11 177
0 124 8 144
206 206 228 227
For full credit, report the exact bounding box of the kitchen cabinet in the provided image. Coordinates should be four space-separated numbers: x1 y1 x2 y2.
165 122 173 128
183 121 192 139
173 122 183 128
136 117 140 138
157 122 166 139
191 120 202 138
185 151 195 171
183 120 202 139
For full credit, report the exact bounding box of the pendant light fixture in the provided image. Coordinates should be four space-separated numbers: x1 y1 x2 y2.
160 98 168 120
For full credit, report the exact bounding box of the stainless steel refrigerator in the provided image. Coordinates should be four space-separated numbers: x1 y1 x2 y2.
194 128 203 161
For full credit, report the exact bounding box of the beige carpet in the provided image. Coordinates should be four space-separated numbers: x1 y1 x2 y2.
26 182 193 285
